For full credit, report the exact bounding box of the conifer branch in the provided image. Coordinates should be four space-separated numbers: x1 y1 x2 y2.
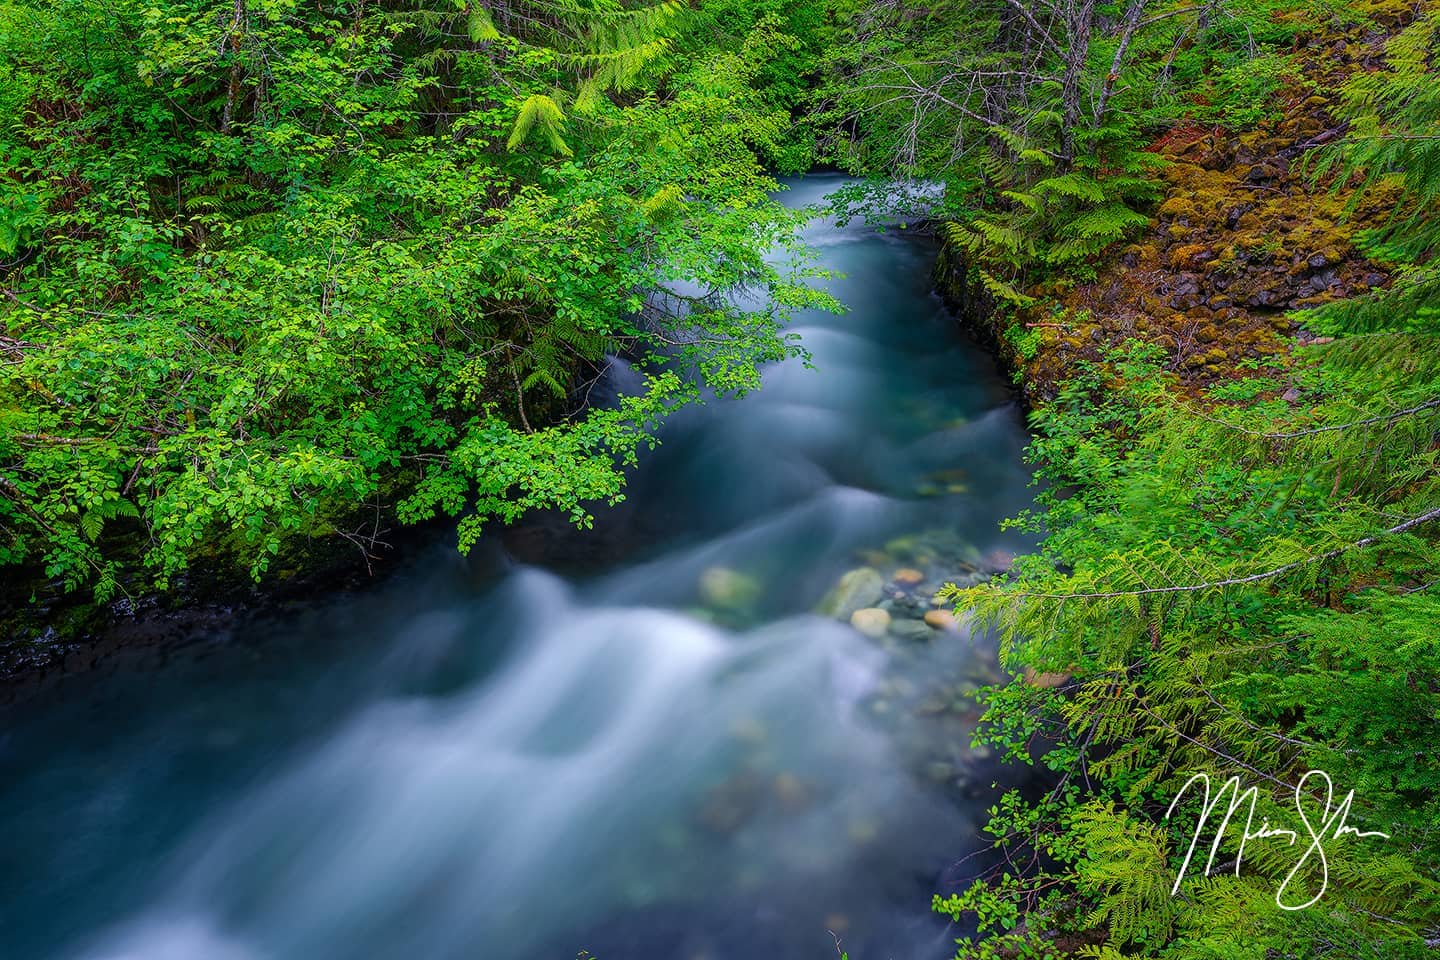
1007 505 1440 601
1203 396 1440 440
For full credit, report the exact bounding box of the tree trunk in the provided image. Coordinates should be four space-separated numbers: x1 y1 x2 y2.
220 0 246 134
1059 0 1097 165
1095 0 1150 129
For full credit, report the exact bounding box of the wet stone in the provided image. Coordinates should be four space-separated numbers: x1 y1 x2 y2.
816 567 884 620
699 567 760 610
849 607 891 638
923 609 959 631
889 619 935 644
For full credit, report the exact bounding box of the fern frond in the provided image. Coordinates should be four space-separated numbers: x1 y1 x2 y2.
506 94 573 156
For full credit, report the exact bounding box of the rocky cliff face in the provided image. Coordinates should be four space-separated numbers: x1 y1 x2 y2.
943 0 1420 403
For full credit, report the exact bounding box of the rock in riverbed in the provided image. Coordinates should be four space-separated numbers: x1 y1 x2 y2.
923 609 960 631
699 566 760 610
889 619 934 644
849 607 891 638
817 567 884 619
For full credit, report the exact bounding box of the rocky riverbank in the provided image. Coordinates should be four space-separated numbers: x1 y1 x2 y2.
0 521 420 704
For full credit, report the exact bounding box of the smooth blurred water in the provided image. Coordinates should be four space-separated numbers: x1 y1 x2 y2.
0 176 1034 960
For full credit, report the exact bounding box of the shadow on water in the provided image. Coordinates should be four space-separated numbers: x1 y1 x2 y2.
0 175 1037 960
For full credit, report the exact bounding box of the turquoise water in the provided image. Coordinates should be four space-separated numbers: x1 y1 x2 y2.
0 176 1035 960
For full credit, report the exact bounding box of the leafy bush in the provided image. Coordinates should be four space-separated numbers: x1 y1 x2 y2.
0 0 834 600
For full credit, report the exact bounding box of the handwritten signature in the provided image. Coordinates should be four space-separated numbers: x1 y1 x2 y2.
1164 769 1390 911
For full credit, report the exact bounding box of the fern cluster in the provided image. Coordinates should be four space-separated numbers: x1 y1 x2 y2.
945 122 1162 306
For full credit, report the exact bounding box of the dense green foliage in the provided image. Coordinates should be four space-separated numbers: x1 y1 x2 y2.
932 7 1440 957
4 0 1438 956
819 0 1313 301
0 0 834 599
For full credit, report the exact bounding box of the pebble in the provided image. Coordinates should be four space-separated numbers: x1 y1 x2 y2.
817 567 884 619
892 567 925 585
849 607 891 638
923 609 960 631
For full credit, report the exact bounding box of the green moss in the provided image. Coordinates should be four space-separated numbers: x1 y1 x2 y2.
1157 197 1198 219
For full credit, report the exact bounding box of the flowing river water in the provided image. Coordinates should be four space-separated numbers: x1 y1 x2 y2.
0 176 1035 960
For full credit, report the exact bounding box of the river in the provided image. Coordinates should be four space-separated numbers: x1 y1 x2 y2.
0 175 1035 960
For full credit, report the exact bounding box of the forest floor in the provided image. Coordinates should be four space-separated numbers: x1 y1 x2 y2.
976 0 1417 403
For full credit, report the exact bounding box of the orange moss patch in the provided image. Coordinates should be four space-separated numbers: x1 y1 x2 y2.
1004 3 1423 404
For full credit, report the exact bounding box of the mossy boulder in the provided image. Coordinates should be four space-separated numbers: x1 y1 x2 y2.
1157 197 1198 221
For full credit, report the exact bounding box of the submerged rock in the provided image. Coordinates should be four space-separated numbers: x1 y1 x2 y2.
981 548 1016 573
855 549 889 568
816 567 884 619
889 619 934 644
890 593 930 618
923 609 960 631
699 567 761 610
849 607 891 638
696 771 765 834
916 695 950 715
883 535 919 558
